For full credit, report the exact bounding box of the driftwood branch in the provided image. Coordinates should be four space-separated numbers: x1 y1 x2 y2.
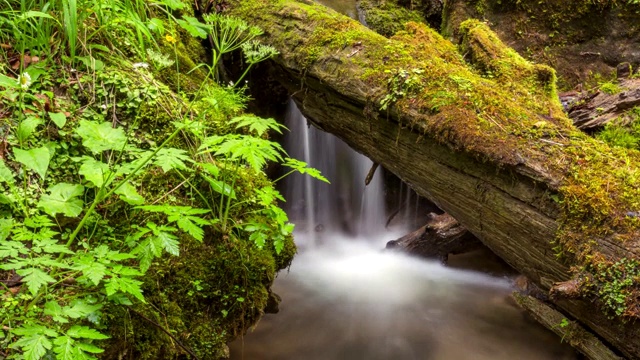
386 212 480 261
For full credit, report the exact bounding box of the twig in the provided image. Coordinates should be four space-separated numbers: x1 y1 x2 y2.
128 308 201 360
540 139 565 146
365 162 379 186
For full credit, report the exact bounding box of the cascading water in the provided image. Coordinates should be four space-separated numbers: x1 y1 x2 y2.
282 100 387 244
230 102 576 360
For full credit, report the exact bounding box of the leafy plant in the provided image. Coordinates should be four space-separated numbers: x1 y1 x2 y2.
380 68 425 111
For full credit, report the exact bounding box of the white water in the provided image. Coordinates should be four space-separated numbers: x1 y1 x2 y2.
230 102 575 360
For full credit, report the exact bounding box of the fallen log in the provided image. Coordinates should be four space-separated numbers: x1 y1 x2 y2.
386 212 481 261
226 1 640 357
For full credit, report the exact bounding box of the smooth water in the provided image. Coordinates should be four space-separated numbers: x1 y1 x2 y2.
229 103 576 360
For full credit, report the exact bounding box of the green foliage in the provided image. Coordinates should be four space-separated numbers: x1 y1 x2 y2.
0 1 321 357
380 68 425 111
596 107 640 149
599 81 621 95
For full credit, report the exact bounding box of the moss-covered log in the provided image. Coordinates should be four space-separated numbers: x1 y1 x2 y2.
226 1 640 358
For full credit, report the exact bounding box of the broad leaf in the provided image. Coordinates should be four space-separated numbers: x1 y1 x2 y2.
114 182 145 205
79 157 110 188
17 267 56 295
49 112 67 129
14 146 50 179
16 116 43 143
0 159 15 184
67 326 109 340
176 16 208 38
0 73 19 89
202 174 236 199
38 183 85 217
75 120 126 153
0 218 16 242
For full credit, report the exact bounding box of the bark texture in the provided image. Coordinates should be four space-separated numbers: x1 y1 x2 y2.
227 1 640 357
568 78 640 130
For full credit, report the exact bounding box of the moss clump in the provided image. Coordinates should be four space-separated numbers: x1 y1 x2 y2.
458 19 560 107
104 231 294 359
358 0 426 37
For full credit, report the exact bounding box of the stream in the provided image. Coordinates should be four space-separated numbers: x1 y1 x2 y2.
231 2 577 359
229 101 576 359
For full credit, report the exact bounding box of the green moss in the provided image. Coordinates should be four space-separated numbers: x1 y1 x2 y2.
358 0 426 37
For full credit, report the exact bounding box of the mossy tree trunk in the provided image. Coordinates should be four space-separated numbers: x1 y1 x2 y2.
226 0 640 358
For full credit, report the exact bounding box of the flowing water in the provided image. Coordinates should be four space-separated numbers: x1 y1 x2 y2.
229 102 576 360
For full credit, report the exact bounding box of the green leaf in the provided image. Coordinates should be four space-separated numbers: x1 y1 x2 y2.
45 301 68 324
0 218 14 242
76 341 104 354
200 162 219 177
38 183 85 217
12 326 55 360
114 182 145 205
105 276 145 302
0 241 24 258
63 301 102 319
202 174 236 199
249 231 268 249
283 158 329 183
153 148 191 172
53 336 78 360
76 259 107 286
17 116 43 143
0 159 15 184
49 112 67 129
229 115 286 136
200 135 284 171
14 146 50 179
75 120 126 153
17 267 56 295
79 157 110 188
148 222 180 256
176 16 209 38
67 326 109 340
0 73 19 89
154 0 185 10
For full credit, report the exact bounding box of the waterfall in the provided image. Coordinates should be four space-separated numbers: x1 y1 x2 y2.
283 100 389 246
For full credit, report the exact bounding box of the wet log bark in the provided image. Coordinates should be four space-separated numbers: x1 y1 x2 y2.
512 293 622 360
386 212 481 261
568 78 640 131
228 1 640 358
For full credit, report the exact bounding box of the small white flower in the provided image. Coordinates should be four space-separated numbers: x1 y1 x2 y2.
133 62 150 69
18 72 31 89
100 104 107 110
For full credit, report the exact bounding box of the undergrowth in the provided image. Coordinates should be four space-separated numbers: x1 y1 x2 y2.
0 0 325 358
